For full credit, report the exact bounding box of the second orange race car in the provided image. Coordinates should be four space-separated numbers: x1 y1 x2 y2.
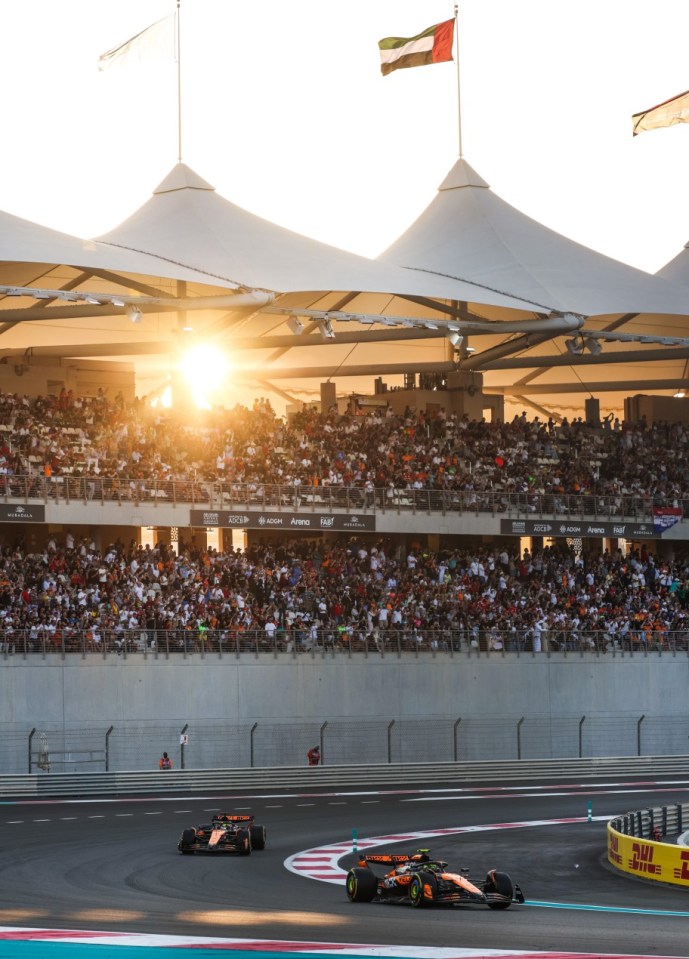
177 813 267 856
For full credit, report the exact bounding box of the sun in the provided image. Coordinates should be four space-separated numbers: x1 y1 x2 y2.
178 345 231 409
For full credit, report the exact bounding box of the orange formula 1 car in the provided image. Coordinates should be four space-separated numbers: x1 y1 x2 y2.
346 850 524 909
177 813 266 856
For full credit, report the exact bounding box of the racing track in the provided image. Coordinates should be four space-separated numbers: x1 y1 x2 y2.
0 780 688 956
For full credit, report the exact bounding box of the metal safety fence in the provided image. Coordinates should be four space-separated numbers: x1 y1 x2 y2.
0 475 664 520
3 627 689 659
2 714 688 775
3 755 689 800
611 803 689 841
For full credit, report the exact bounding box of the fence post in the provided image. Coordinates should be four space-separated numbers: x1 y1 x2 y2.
105 725 114 772
637 714 645 757
387 720 395 764
180 723 189 770
320 721 328 765
28 727 36 774
453 718 462 762
579 715 586 758
516 716 525 760
250 722 258 768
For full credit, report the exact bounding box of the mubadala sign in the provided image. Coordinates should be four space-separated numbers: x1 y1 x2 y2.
190 509 375 531
0 504 46 522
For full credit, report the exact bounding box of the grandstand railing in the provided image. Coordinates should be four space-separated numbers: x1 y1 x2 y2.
2 627 688 659
0 475 667 520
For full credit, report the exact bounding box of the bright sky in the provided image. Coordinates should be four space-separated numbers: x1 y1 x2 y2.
2 0 689 274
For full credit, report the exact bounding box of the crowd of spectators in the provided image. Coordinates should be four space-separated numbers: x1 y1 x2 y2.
0 387 688 509
1 534 688 655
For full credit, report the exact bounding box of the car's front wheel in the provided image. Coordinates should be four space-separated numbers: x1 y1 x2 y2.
179 828 196 854
250 824 266 850
236 828 251 856
484 870 514 909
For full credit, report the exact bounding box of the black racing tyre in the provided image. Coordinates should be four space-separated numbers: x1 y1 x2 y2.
346 867 377 902
250 824 266 850
409 873 430 908
236 827 251 856
179 827 196 854
409 872 437 909
484 869 514 909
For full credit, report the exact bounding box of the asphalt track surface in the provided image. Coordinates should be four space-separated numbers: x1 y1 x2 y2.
1 779 688 956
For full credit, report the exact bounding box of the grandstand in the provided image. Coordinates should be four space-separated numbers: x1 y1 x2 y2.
2 158 689 773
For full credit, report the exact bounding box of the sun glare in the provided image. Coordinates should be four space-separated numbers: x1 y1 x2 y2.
178 345 230 409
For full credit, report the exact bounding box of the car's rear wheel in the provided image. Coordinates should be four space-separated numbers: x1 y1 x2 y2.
236 827 251 856
179 828 196 854
250 824 266 850
409 873 432 908
346 867 377 902
484 870 514 909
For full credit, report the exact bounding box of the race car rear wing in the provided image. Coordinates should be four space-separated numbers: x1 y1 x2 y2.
213 814 254 823
358 854 414 865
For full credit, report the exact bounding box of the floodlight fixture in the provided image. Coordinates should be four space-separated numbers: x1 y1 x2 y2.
584 337 602 356
287 315 305 335
565 336 584 355
318 318 335 340
126 305 143 324
446 331 464 348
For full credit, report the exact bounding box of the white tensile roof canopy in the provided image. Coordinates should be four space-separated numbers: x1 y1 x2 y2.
1 158 689 418
378 158 689 415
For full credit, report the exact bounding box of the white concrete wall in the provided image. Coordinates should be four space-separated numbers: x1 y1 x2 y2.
1 653 686 738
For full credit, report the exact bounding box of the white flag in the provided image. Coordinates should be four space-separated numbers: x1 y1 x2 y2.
98 15 175 71
632 89 689 136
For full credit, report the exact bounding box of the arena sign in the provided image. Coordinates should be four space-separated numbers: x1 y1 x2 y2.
190 509 375 532
0 504 45 523
500 518 657 539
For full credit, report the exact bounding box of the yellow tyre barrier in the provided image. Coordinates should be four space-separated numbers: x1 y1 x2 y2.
608 821 689 886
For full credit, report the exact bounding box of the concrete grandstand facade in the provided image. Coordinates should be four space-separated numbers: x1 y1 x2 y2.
1 654 687 773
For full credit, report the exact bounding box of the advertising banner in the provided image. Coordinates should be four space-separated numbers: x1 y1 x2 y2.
607 824 689 887
500 518 657 539
0 504 46 523
190 509 375 532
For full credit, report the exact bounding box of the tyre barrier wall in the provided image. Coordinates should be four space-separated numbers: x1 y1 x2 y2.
607 802 689 887
1 754 689 799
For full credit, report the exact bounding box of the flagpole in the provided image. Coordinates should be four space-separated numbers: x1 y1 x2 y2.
176 0 183 162
454 3 462 157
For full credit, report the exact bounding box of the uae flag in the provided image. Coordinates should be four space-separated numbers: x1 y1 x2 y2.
632 89 689 135
379 19 455 77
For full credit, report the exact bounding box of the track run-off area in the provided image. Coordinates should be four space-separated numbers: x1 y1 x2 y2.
0 779 688 958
